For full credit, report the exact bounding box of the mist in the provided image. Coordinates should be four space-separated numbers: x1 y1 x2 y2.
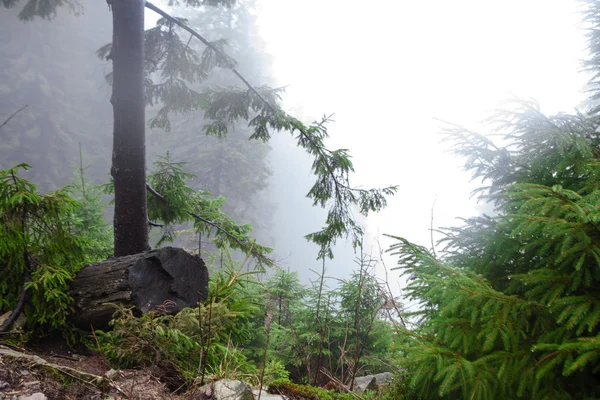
0 0 592 288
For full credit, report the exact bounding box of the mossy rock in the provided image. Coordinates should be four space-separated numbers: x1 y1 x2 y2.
267 379 354 400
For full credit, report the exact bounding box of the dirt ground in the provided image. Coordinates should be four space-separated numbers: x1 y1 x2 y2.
0 336 191 400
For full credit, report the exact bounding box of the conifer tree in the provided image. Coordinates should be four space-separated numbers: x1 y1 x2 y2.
69 146 112 263
387 3 600 395
0 163 88 333
3 0 396 258
388 106 600 399
266 268 305 327
146 0 273 234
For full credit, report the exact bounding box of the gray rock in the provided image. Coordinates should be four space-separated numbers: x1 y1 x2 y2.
0 311 10 326
18 393 47 400
199 379 254 400
353 375 375 392
0 311 26 331
353 372 393 393
105 369 120 380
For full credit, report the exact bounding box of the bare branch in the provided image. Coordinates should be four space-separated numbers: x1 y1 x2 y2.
0 281 27 332
0 105 28 131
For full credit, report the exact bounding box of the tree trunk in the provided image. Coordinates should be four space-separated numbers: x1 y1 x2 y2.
110 0 148 256
70 247 208 329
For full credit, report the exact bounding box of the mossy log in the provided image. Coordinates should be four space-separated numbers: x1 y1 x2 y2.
70 247 208 329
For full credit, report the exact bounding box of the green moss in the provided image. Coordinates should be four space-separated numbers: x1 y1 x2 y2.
267 379 355 400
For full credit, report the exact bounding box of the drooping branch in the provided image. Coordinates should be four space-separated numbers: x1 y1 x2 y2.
145 182 274 266
144 2 397 256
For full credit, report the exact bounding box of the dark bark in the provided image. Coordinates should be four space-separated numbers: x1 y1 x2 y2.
111 0 148 256
70 247 209 329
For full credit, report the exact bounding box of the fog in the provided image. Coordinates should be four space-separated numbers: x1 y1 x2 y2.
0 0 591 289
256 0 590 287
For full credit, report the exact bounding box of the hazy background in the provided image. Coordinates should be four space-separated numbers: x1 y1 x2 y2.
256 0 590 288
0 0 591 292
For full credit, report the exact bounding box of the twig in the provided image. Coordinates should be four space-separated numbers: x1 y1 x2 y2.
128 368 138 400
90 324 109 372
319 368 362 399
49 352 80 362
430 196 437 258
375 235 407 329
0 342 26 351
0 105 27 131
257 290 272 400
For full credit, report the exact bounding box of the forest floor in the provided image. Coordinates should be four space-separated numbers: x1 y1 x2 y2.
0 336 188 400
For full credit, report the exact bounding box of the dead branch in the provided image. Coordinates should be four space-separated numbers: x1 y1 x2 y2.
0 105 28 131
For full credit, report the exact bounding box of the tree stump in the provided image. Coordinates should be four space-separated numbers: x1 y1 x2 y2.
70 247 208 328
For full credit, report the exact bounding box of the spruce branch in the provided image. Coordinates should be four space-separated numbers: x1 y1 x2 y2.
143 1 397 258
145 181 274 266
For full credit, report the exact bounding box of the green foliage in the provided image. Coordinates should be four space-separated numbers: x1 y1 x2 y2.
337 252 393 380
389 99 600 399
261 255 398 387
144 152 274 264
206 106 398 258
267 378 356 400
262 359 290 386
96 253 264 384
69 151 112 262
0 164 87 333
266 268 306 327
95 306 199 375
375 373 415 400
100 151 273 263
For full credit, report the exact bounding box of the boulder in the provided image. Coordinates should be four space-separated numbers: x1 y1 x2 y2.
196 379 254 400
353 372 393 393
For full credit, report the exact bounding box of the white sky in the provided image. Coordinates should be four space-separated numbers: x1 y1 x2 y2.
255 0 590 286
